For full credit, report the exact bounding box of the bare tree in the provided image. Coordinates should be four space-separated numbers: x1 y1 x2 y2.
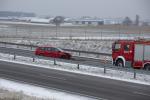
53 16 64 37
53 16 64 26
122 16 132 25
135 15 139 26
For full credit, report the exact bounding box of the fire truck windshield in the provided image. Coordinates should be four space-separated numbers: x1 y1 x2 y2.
113 43 121 51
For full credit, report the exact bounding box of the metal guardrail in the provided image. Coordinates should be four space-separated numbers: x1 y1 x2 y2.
0 41 112 56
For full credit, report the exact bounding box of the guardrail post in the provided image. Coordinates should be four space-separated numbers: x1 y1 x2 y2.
54 58 56 65
134 69 136 79
104 65 106 74
79 52 81 56
33 57 35 62
77 64 80 69
14 53 16 60
101 57 107 74
5 42 6 47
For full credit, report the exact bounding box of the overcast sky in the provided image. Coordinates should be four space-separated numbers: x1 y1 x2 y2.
0 0 150 19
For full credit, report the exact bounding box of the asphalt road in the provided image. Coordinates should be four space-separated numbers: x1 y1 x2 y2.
0 60 150 100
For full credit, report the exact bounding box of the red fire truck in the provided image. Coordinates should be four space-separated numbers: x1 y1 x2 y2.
112 39 150 70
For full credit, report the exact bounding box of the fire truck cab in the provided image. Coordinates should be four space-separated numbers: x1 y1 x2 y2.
112 39 150 70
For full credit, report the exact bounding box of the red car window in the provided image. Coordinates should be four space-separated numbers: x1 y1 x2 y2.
47 47 52 51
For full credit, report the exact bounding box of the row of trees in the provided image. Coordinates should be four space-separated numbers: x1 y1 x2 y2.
0 11 36 17
53 16 64 26
123 15 140 26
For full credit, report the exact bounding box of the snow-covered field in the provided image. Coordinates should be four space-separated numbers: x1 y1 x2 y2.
0 22 150 39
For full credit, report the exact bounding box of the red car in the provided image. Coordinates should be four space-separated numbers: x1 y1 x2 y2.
35 46 72 59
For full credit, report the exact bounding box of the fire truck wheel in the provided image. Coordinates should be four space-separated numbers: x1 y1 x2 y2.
116 60 124 67
144 64 150 71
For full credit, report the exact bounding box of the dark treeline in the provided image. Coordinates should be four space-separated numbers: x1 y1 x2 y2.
0 11 36 17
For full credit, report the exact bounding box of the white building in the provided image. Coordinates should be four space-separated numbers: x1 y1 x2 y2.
72 18 123 25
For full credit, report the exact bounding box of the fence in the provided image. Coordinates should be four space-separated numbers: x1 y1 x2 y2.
0 24 150 40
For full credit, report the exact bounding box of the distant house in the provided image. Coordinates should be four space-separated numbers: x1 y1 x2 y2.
72 18 123 25
72 18 104 25
141 19 150 26
103 18 123 25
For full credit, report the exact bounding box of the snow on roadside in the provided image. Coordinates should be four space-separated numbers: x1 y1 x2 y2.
0 78 96 100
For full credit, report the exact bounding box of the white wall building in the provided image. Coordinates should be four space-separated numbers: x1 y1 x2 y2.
72 18 123 25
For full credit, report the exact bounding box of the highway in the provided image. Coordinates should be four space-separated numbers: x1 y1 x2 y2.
0 60 150 100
